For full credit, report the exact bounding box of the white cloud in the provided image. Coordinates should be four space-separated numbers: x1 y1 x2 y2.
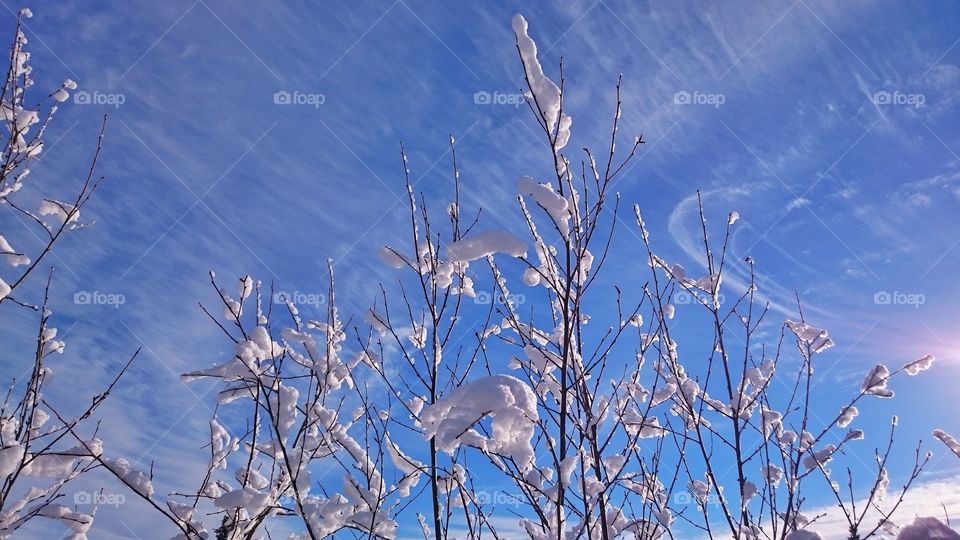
786 196 811 211
691 474 960 540
908 193 932 207
802 474 960 538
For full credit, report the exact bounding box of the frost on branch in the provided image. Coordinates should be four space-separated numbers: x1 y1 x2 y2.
419 375 538 471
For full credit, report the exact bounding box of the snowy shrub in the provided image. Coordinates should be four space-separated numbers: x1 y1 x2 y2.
2 8 952 540
0 8 137 540
150 14 945 540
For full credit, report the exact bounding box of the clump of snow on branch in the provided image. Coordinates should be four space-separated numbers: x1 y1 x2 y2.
445 230 526 262
103 457 154 498
518 175 571 238
838 405 858 428
904 354 934 375
418 375 539 471
861 364 895 398
0 235 28 267
786 320 835 355
933 429 960 459
513 13 572 174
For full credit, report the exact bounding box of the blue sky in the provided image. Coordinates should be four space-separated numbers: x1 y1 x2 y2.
3 0 960 537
